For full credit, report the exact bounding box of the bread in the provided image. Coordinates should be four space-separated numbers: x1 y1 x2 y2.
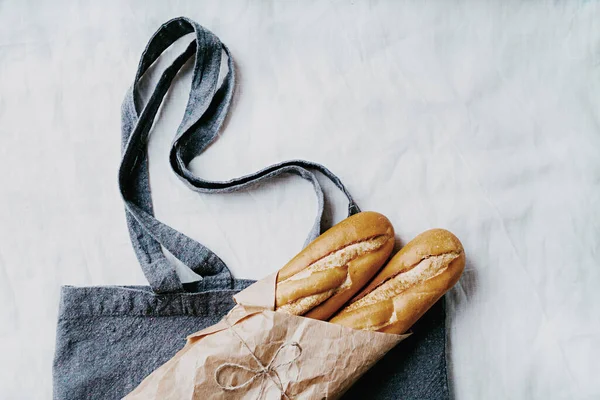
329 229 465 334
275 211 395 320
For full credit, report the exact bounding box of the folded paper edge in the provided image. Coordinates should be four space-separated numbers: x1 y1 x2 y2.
186 273 277 342
187 270 413 343
233 272 277 309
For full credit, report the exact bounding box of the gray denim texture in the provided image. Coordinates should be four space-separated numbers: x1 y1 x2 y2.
53 17 449 400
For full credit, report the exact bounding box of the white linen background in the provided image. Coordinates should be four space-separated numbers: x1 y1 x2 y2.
1 1 599 399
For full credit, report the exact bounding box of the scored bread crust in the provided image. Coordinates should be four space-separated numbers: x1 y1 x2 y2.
329 229 465 334
275 211 395 319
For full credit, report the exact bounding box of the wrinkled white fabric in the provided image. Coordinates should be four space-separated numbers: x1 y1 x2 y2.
1 1 599 399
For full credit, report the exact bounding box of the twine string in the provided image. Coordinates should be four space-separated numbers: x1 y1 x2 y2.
214 318 302 399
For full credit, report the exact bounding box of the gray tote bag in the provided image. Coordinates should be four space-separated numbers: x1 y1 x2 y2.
52 17 449 400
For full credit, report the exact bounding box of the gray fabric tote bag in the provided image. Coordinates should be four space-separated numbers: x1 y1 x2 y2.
52 17 449 400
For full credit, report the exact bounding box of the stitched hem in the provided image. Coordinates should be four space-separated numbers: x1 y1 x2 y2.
57 279 254 319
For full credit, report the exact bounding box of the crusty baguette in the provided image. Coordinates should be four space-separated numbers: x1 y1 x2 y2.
275 211 395 320
329 229 465 334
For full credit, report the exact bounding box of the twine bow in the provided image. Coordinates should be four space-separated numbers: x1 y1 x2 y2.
214 319 302 399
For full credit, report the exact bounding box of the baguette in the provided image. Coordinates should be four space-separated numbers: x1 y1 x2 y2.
275 211 395 320
329 229 465 334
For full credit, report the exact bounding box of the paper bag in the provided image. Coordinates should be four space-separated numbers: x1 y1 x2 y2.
124 273 409 399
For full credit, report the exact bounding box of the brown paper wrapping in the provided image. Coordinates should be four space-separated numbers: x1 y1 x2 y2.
124 273 409 400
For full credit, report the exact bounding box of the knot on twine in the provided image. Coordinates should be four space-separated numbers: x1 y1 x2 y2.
214 318 302 399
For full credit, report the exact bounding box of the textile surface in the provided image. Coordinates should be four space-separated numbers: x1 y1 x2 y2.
1 1 599 399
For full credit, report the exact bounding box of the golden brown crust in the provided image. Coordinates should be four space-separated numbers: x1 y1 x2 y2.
379 253 464 334
329 229 465 334
276 267 348 308
274 211 394 319
304 237 394 320
352 228 463 302
277 212 394 282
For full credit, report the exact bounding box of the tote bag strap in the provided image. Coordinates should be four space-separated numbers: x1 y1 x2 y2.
119 17 360 294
